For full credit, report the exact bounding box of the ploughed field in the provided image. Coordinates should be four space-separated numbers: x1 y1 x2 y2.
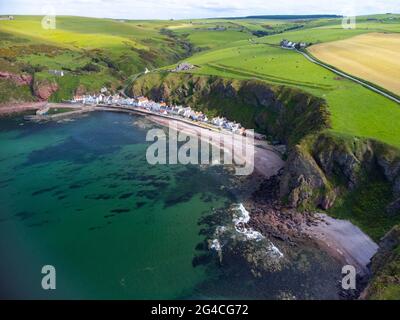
308 33 400 96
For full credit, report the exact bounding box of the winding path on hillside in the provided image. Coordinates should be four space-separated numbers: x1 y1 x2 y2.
297 49 400 104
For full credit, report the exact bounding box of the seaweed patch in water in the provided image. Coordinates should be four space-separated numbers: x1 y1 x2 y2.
15 211 36 220
136 190 158 200
195 241 208 251
135 201 146 208
110 208 130 214
148 181 169 189
88 226 102 231
69 184 82 189
27 220 50 227
163 191 194 208
120 172 138 181
32 186 58 196
85 194 114 200
192 253 214 268
200 193 214 203
0 178 14 188
119 192 134 199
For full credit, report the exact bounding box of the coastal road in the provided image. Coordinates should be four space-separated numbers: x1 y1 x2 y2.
297 49 400 104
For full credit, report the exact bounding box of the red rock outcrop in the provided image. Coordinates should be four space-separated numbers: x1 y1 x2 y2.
33 81 59 100
0 71 32 86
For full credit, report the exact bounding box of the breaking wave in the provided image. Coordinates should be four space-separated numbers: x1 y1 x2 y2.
209 203 284 259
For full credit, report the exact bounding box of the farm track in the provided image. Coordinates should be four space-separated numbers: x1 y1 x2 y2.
298 49 400 104
206 63 334 91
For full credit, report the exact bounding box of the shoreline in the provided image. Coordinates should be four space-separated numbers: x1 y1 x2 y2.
145 115 285 178
0 101 379 280
303 213 378 276
0 102 84 117
146 113 379 277
0 101 47 116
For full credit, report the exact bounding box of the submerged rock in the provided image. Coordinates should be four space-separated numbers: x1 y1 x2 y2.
209 203 285 273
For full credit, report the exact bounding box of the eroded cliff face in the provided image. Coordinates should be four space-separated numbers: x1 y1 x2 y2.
0 71 32 86
360 225 400 299
0 70 61 102
131 71 400 298
32 79 59 100
280 133 400 214
129 72 400 218
0 71 36 104
128 72 330 145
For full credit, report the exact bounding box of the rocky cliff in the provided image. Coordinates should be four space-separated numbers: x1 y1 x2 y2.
129 72 400 298
130 72 400 216
0 70 35 104
360 225 400 299
0 70 61 102
32 78 59 101
128 72 330 145
280 133 400 214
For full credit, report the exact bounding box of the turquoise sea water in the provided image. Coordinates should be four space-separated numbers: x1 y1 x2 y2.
0 111 342 299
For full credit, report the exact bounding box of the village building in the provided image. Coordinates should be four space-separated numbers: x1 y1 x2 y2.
69 91 260 137
104 95 113 104
172 62 195 72
211 116 227 127
280 39 309 50
0 15 14 20
170 106 180 115
137 96 149 107
48 69 64 77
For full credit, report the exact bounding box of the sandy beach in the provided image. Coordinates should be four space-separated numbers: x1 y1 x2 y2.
303 213 379 275
146 115 285 178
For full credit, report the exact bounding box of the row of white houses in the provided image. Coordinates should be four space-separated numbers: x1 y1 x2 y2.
71 94 246 134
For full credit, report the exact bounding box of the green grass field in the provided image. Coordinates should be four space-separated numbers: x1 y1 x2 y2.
172 14 400 147
1 14 400 148
0 15 196 101
2 14 400 294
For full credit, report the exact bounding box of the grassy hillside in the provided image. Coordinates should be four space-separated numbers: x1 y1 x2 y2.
126 13 400 248
165 14 400 148
128 72 330 144
2 14 399 146
0 15 304 103
2 13 400 298
0 16 198 102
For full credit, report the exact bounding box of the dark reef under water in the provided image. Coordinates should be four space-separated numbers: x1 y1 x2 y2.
0 111 342 299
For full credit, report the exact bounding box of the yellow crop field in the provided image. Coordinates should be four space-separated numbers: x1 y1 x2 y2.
308 33 400 95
